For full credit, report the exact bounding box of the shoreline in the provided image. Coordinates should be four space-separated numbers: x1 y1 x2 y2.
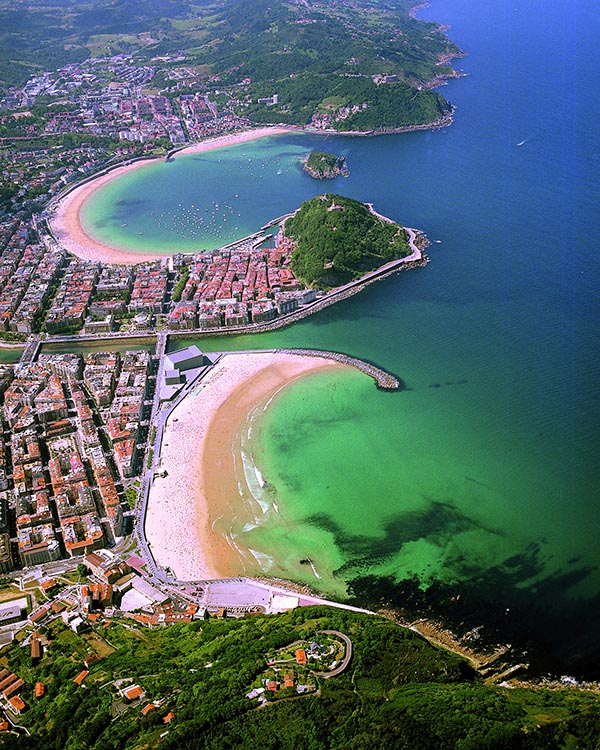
145 352 347 581
48 126 296 265
46 115 449 267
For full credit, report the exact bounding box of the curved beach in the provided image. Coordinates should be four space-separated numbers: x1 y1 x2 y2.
49 127 295 265
145 351 347 581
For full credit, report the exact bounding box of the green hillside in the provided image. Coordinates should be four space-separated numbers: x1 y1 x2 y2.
1 606 599 750
285 194 411 287
0 0 462 132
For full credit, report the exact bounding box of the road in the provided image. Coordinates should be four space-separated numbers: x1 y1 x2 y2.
312 631 353 678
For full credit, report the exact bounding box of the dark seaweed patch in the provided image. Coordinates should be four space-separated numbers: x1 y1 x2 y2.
346 549 600 680
306 500 495 576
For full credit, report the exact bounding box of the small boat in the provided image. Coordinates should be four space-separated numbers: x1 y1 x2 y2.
517 140 525 146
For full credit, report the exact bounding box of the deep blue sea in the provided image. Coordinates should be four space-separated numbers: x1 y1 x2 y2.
83 0 600 676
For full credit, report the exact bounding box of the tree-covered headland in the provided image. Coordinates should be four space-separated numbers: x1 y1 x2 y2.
304 151 349 179
2 606 600 750
0 0 462 133
286 194 411 287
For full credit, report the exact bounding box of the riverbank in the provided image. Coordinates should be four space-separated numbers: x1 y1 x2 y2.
48 126 295 265
145 351 346 581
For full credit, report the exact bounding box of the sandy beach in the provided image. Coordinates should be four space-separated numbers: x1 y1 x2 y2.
48 126 295 265
145 351 346 581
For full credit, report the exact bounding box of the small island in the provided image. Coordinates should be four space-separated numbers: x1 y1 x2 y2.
303 151 349 179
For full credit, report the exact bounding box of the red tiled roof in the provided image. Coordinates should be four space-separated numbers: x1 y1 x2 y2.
8 695 26 713
73 670 89 686
295 649 307 665
123 684 144 701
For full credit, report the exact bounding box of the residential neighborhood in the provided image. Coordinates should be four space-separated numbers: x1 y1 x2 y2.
0 216 320 340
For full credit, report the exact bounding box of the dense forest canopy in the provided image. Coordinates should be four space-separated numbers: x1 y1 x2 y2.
304 151 349 179
1 606 599 750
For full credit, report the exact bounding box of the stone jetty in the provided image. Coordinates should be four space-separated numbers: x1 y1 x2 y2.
280 348 402 390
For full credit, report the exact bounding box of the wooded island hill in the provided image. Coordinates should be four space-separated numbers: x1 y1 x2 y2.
286 194 412 288
303 151 349 179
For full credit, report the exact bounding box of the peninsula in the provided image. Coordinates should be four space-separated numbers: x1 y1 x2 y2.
286 193 413 288
39 187 427 339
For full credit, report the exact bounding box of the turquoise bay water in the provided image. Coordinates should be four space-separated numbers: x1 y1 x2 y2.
84 0 600 671
81 137 329 253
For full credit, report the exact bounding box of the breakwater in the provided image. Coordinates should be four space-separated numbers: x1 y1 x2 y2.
280 348 402 390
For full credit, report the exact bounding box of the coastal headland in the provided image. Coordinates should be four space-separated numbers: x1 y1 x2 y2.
145 351 349 581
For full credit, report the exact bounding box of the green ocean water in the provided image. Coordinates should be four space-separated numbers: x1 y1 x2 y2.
76 0 600 673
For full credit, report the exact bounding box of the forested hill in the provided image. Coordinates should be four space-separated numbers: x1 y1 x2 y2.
286 194 411 287
1 605 599 750
0 0 462 131
304 151 349 179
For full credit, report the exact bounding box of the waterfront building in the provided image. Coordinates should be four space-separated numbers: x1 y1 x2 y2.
197 303 222 328
164 345 205 373
275 294 299 315
45 258 99 333
224 302 249 327
83 314 114 334
252 299 277 323
38 352 83 381
84 351 121 406
167 300 198 329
